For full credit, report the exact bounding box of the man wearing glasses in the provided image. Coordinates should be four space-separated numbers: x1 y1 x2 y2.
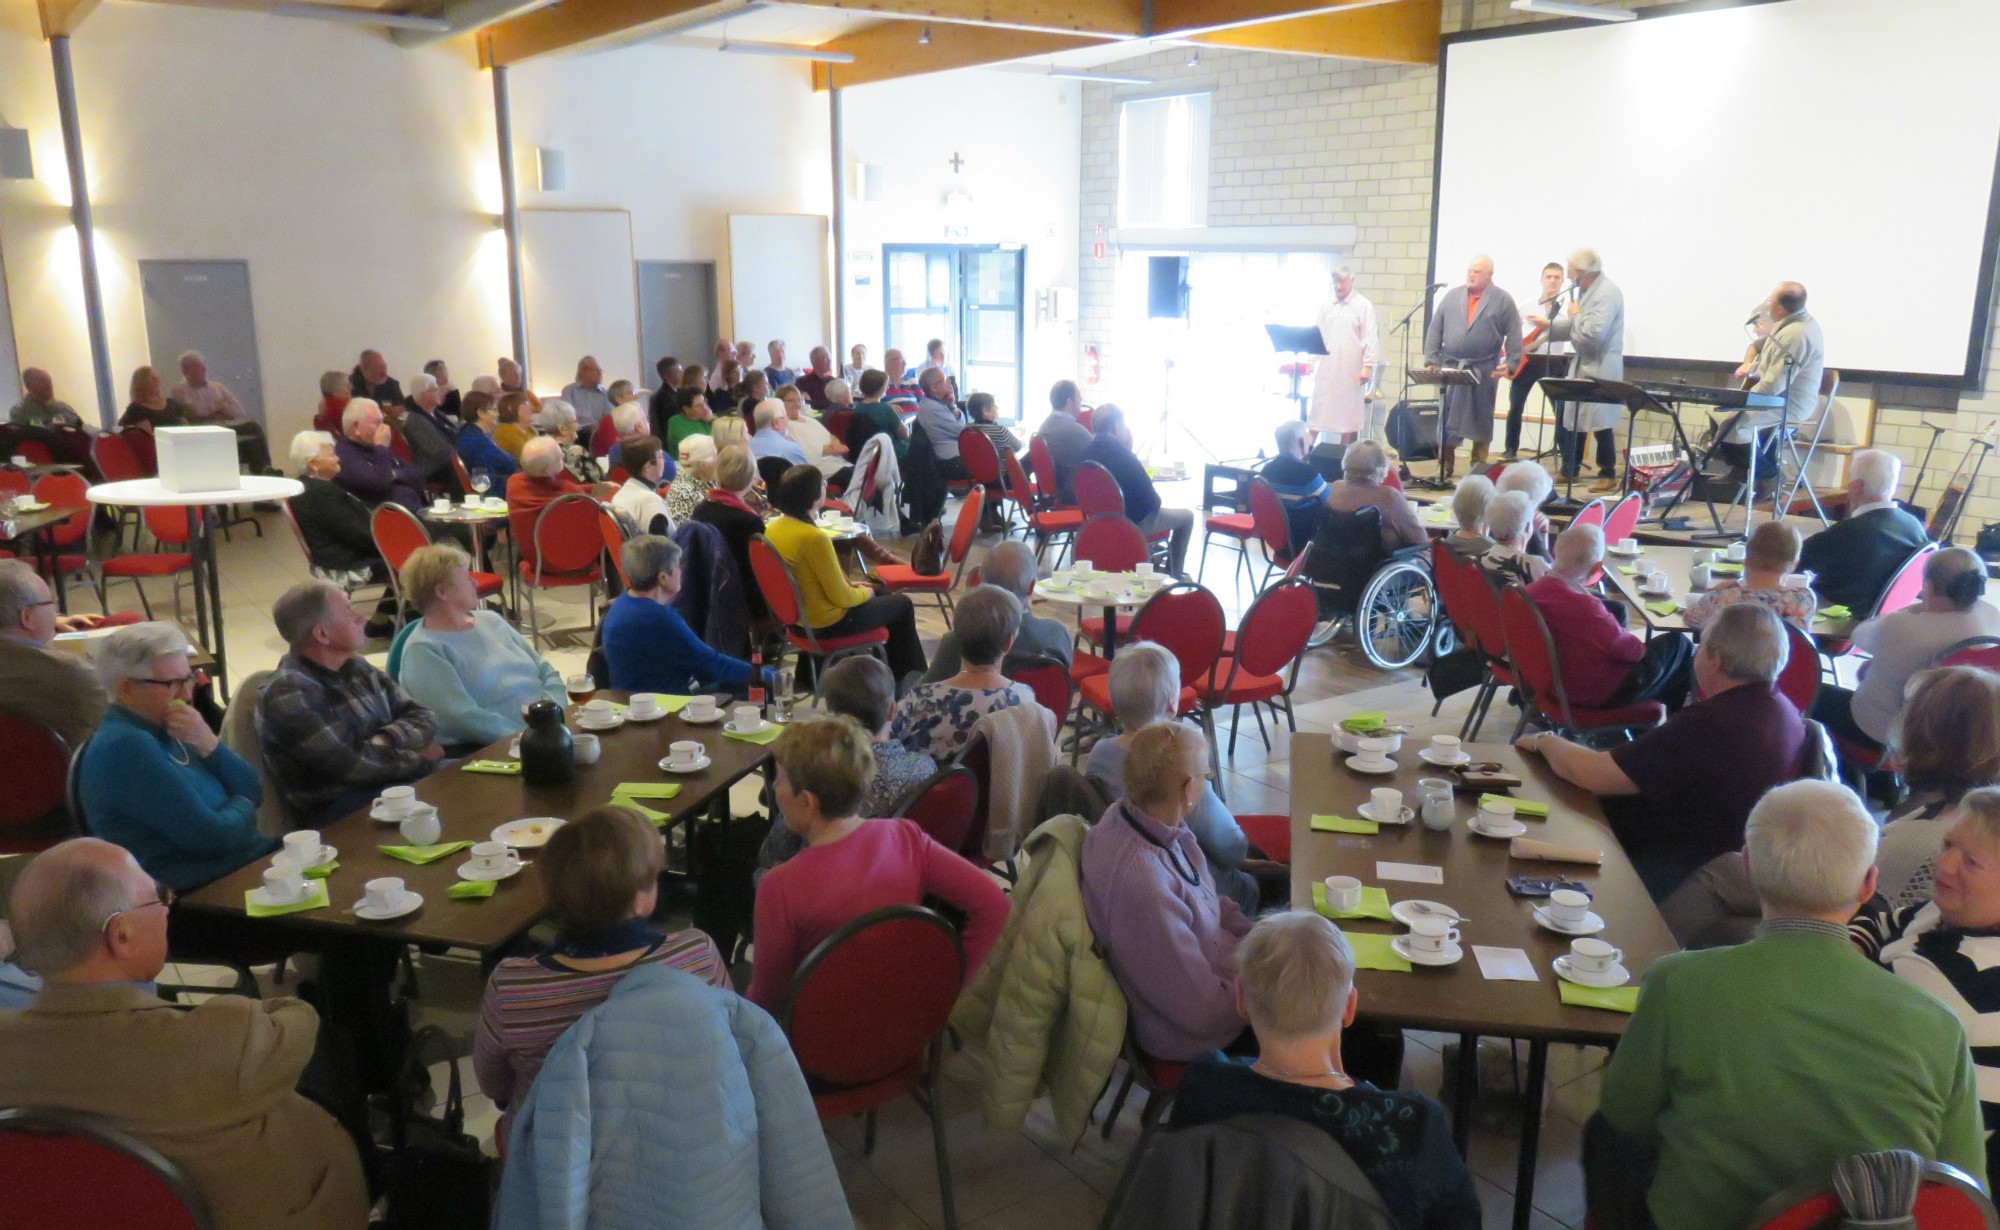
0 838 369 1230
0 558 110 751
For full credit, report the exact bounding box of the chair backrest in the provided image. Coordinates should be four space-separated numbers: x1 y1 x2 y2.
1076 407 1093 431
1459 562 1511 664
369 502 432 576
893 764 980 856
947 486 984 570
1570 498 1607 531
13 439 54 465
1938 635 2000 673
1228 578 1318 681
589 414 618 458
450 450 475 496
0 1107 214 1230
1429 543 1478 643
0 470 28 498
756 454 792 493
1002 449 1033 507
277 498 319 568
217 670 297 838
823 408 854 444
597 506 630 588
1778 620 1821 713
1004 652 1074 726
1129 582 1227 690
92 432 146 483
1074 460 1124 519
748 534 806 629
1305 507 1386 615
1497 585 1579 729
1873 543 1938 619
954 726 995 859
957 426 1002 486
780 905 966 1090
1602 493 1642 545
138 504 193 549
1748 1156 1997 1230
1247 477 1291 560
605 465 630 487
0 714 72 851
1027 435 1062 504
533 493 606 577
32 472 90 547
1073 514 1149 573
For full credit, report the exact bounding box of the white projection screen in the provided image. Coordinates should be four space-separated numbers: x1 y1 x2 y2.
1433 0 2000 385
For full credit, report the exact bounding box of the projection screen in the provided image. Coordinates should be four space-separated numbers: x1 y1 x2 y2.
1432 0 2000 386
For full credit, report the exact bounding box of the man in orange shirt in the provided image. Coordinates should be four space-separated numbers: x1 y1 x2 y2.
508 437 612 573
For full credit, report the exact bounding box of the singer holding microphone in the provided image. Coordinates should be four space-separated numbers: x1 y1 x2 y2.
1424 255 1523 484
1502 262 1572 461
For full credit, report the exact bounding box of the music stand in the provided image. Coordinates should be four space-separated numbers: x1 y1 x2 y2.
1406 366 1480 490
1265 324 1327 424
1540 377 1707 526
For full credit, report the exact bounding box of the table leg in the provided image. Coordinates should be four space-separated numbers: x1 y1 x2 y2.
1511 1039 1550 1230
1101 603 1118 658
1451 1031 1478 1157
186 507 212 663
38 527 67 614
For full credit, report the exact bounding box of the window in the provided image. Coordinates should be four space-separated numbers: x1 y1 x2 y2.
1117 92 1211 229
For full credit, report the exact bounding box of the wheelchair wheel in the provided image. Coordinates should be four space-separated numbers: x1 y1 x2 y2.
1354 560 1438 670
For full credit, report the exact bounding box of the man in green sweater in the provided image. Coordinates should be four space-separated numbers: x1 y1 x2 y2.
1590 779 1986 1230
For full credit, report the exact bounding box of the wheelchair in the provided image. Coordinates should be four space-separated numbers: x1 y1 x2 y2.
1301 506 1450 670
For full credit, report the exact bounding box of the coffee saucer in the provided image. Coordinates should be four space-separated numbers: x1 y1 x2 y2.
576 714 626 732
1391 936 1463 967
725 721 770 736
1608 543 1641 557
1345 755 1398 776
353 890 423 921
659 755 713 774
457 860 525 883
1639 585 1673 599
282 845 338 870
1468 816 1529 839
371 802 428 823
1533 906 1606 936
248 885 314 909
1419 749 1473 767
1553 956 1629 988
1356 802 1413 825
624 707 669 723
678 709 724 725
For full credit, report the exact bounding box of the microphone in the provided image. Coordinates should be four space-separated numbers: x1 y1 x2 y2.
1424 281 1448 292
1744 310 1764 327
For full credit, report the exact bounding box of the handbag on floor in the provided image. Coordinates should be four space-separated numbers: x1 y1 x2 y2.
380 1025 492 1230
909 518 947 575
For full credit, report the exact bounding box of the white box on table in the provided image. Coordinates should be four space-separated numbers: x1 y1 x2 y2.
155 426 241 494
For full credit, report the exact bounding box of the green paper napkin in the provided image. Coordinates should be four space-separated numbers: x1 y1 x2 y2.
1311 882 1395 922
611 783 684 799
651 695 698 714
462 760 521 775
1346 931 1413 972
1615 564 1639 575
448 880 497 900
1311 814 1379 835
244 879 330 918
1341 712 1387 733
1710 561 1743 573
1644 599 1681 616
380 840 475 865
1559 981 1640 1013
722 722 787 746
1480 794 1547 817
1817 604 1851 620
303 861 337 880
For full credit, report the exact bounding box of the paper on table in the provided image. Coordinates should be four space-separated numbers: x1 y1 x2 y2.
621 801 673 824
1817 605 1852 620
1310 814 1379 835
448 880 497 900
461 760 522 776
1644 599 1681 616
243 879 331 918
1479 793 1548 817
1473 946 1539 982
380 840 476 865
1376 861 1443 884
1559 981 1640 1013
612 783 684 799
1310 882 1396 922
1345 932 1413 972
1615 564 1639 575
722 722 787 746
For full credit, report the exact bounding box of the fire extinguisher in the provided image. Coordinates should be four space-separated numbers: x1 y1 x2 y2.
1084 344 1100 386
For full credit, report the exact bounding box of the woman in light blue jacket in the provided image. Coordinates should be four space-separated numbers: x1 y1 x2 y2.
397 544 563 750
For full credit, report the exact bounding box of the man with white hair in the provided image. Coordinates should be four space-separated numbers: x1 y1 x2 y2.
914 367 967 478
1424 255 1523 482
882 347 922 405
561 355 611 432
796 345 835 408
1587 780 1985 1230
1086 404 1195 575
387 371 458 489
1526 521 1691 710
762 339 795 391
332 397 424 513
0 558 109 748
287 430 398 635
603 398 649 469
1528 248 1624 491
171 350 271 474
1797 447 1931 613
506 435 602 572
1259 418 1331 549
749 399 808 466
1308 265 1379 448
0 838 370 1230
1322 439 1426 551
921 541 1071 684
1519 603 1805 899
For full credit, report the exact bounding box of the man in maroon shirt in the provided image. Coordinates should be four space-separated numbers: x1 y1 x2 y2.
793 346 835 409
1524 522 1690 710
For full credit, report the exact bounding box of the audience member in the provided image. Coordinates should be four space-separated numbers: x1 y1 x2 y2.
560 355 611 432
1813 547 2000 755
495 355 539 412
1495 459 1556 555
1443 472 1496 562
259 580 441 827
882 347 921 403
398 544 564 750
507 437 601 574
795 345 834 408
647 356 683 439
1323 439 1426 552
1686 520 1816 631
665 433 719 524
891 585 1035 761
1084 641 1262 914
762 339 795 391
1037 379 1094 502
706 340 734 392
921 541 1070 681
532 397 603 485
122 364 187 439
1588 780 1986 1230
1080 721 1253 1061
667 388 715 454
778 383 850 480
8 365 86 431
469 373 501 400
285 431 397 637
918 337 956 392
0 558 109 749
422 358 460 420
1527 523 1690 710
746 716 1007 1010
609 434 671 536
845 369 908 464
602 398 647 469
474 805 728 1134
0 838 368 1230
842 343 867 385
751 399 809 465
1477 489 1546 585
1876 666 2000 907
914 368 968 479
1169 912 1482 1230
1259 419 1331 550
601 535 754 696
824 376 855 409
1799 448 1931 614
967 392 1021 456
1085 404 1195 575
333 398 425 514
349 348 402 405
493 390 534 459
388 372 458 490
77 623 274 891
764 465 926 680
455 389 519 480
736 368 772 420
691 445 769 618
172 350 272 474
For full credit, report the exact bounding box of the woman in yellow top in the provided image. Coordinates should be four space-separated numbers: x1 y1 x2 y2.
494 390 535 460
761 465 927 681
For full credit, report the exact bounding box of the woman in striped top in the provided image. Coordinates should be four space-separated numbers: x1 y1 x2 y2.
474 806 730 1132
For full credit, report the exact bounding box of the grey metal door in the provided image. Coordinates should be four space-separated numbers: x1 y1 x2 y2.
138 260 265 424
636 261 717 376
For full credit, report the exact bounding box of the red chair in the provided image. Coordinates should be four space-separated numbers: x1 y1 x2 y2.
1004 652 1074 731
597 506 630 590
1023 437 1083 563
1745 1156 1996 1230
589 415 618 458
1199 502 1256 590
1937 635 2000 672
1571 498 1608 531
524 494 609 650
748 535 888 690
1076 582 1226 773
1070 515 1152 658
1602 492 1642 545
822 408 855 446
1074 460 1125 520
95 504 196 620
370 504 505 620
893 764 980 857
1498 585 1665 741
956 426 1005 506
1453 560 1520 740
954 729 996 871
0 470 29 499
0 1106 214 1229
0 714 77 854
91 433 148 547
779 905 964 1229
1689 619 1822 716
1819 542 1937 668
1236 814 1290 864
1197 577 1316 757
870 487 982 625
1095 1025 1189 1217
12 439 55 465
30 472 91 591
605 465 630 487
996 448 1037 533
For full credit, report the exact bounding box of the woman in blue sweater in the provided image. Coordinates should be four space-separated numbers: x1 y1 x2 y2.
78 623 275 892
455 389 520 481
398 544 566 750
601 535 754 695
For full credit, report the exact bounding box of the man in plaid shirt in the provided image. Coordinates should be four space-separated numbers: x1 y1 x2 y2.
258 581 441 827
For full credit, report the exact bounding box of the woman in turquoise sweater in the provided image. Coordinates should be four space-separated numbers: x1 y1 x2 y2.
78 623 275 892
398 543 565 749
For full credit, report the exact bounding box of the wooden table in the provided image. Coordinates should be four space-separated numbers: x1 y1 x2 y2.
1602 544 1857 642
50 623 216 671
1033 571 1162 655
1288 733 1678 1230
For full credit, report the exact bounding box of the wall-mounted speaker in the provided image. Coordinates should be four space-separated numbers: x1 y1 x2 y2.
853 161 884 202
536 147 566 193
1147 254 1188 320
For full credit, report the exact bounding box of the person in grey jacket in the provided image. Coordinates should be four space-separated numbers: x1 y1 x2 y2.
1530 247 1625 490
921 542 1071 683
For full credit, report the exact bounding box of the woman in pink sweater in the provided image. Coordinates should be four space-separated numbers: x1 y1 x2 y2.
747 716 1009 1010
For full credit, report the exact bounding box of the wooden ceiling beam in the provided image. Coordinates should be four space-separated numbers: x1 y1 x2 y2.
1190 0 1438 64
479 0 749 66
1150 0 1401 39
38 0 101 37
785 0 1143 38
812 21 1107 90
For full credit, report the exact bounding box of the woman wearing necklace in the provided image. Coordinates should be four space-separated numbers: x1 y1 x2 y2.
75 623 276 893
1168 912 1482 1230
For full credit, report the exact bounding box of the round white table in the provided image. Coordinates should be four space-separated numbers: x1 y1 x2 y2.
87 476 304 699
1034 572 1168 655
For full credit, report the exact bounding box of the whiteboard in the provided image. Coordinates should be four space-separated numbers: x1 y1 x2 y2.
520 209 641 392
727 214 830 355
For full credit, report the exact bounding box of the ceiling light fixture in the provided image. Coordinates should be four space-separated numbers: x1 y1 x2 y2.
1187 49 1200 68
667 36 856 63
919 24 932 44
1508 0 1636 21
270 1 450 30
1046 68 1153 85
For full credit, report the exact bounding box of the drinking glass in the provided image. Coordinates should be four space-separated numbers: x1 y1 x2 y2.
470 469 492 497
565 673 597 708
771 664 796 723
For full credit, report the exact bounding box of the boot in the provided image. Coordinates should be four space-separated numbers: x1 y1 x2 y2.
1469 441 1490 466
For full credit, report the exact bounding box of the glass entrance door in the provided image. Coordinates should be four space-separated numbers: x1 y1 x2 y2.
883 243 1026 419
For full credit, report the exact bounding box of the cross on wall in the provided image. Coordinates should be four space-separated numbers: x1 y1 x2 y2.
949 152 964 173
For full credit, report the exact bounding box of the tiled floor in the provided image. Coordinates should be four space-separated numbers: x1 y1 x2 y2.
124 495 1595 1229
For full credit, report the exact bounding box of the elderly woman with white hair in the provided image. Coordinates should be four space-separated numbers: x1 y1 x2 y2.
1476 489 1547 586
1321 439 1426 551
398 544 565 750
506 435 609 574
1525 521 1690 712
665 433 719 524
76 623 276 891
1442 473 1495 562
532 397 604 485
1495 458 1555 555
889 584 1036 761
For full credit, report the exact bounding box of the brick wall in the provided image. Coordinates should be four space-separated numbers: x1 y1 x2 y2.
1076 0 2000 536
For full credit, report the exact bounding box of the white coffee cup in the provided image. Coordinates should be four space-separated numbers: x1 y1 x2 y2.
431 497 451 513
685 698 718 720
582 698 615 724
282 830 324 867
363 877 406 911
1407 915 1459 952
378 785 417 817
1051 569 1074 586
469 840 517 873
263 864 306 903
669 740 704 768
1570 937 1623 973
1354 737 1394 767
1726 541 1748 562
1370 787 1404 820
1323 875 1364 913
1428 735 1461 760
398 805 441 847
1474 798 1517 832
1690 563 1712 590
731 704 764 731
1547 888 1592 926
572 732 602 765
1135 561 1153 577
1781 572 1810 590
1616 536 1638 554
628 693 662 717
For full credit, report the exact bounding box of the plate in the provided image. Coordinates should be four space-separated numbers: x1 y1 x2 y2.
658 754 713 774
1607 543 1641 557
1391 936 1463 967
1532 906 1606 936
493 817 565 848
247 885 314 909
282 845 338 870
1344 755 1398 776
1356 802 1413 825
1553 955 1629 988
576 714 626 732
1390 900 1461 927
371 803 431 823
457 859 525 883
353 890 424 921
1639 585 1674 599
678 708 725 725
1468 816 1529 839
1418 749 1472 767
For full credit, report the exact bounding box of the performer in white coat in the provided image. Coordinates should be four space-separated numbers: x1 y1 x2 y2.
1532 248 1625 492
1308 266 1380 446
